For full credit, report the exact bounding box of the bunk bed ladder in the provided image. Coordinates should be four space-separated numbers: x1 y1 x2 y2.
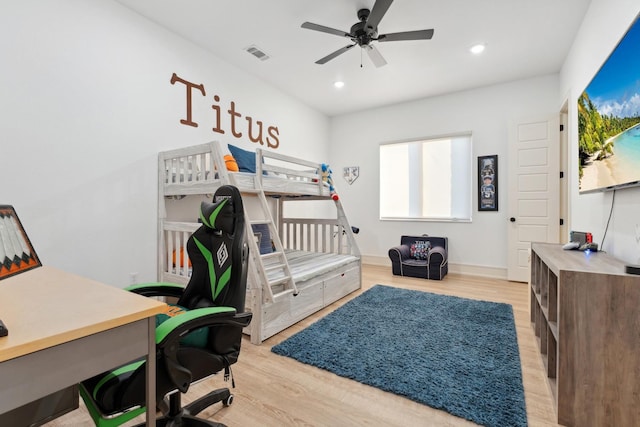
207 144 295 315
243 189 298 304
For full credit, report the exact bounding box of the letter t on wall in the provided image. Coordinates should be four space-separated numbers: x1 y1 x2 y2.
170 73 206 127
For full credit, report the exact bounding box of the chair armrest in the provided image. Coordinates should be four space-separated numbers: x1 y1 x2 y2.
125 282 185 299
388 245 411 262
156 306 237 345
427 246 448 266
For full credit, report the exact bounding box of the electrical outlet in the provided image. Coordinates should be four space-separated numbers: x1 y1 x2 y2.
129 272 138 285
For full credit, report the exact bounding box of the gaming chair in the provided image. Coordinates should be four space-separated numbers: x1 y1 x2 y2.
79 185 251 427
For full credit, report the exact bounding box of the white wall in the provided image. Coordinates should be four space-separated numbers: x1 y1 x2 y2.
329 75 560 273
561 0 640 265
0 0 329 286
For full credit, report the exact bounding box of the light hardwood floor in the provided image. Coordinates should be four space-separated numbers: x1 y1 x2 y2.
47 265 560 426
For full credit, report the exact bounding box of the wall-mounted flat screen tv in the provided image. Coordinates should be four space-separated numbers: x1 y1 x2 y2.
578 14 640 194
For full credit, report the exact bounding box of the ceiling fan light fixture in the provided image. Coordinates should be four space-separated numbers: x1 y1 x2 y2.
470 43 486 55
334 81 345 89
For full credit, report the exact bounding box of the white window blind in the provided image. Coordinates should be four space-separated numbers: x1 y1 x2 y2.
380 134 472 221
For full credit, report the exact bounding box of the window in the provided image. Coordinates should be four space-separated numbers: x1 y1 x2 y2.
380 134 472 221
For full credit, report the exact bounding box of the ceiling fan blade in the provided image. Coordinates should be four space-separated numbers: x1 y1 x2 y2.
315 44 356 64
366 0 394 30
378 29 434 42
301 22 353 38
366 45 387 68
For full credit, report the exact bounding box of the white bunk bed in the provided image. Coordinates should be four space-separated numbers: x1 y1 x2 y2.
158 141 361 344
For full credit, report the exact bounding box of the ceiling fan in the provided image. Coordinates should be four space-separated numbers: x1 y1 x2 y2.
301 0 434 68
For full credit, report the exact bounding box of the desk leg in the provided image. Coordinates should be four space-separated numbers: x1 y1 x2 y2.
145 316 156 426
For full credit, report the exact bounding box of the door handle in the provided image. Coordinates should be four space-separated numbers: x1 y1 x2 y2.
510 217 516 222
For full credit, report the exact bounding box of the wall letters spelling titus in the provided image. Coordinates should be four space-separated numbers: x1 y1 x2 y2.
170 73 280 149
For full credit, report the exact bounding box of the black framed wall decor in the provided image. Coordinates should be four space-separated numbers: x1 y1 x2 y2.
478 155 498 211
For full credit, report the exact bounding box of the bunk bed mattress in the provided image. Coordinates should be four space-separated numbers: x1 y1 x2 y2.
232 172 330 196
265 250 359 283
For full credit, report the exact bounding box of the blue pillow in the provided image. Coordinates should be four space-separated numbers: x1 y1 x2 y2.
228 144 256 173
251 223 273 255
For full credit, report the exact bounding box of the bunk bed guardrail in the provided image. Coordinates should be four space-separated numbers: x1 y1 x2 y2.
160 142 331 197
281 218 357 256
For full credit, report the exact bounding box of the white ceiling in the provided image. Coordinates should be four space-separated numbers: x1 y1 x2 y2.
116 0 591 116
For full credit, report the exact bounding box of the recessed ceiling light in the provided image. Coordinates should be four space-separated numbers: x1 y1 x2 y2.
470 44 486 55
334 81 345 89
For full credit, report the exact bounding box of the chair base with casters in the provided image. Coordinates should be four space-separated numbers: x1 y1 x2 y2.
165 387 232 427
79 185 251 427
388 235 448 280
80 368 235 427
82 386 231 427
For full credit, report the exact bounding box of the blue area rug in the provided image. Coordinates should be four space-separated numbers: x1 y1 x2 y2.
272 285 527 427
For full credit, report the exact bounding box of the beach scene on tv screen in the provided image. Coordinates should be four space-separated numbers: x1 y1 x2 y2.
578 16 640 193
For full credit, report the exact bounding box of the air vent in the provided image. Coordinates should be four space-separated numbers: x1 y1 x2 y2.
245 45 270 61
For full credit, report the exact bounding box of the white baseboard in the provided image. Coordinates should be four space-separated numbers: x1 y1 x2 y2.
362 255 508 280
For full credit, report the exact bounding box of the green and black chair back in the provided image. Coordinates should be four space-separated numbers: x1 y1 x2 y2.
179 184 248 313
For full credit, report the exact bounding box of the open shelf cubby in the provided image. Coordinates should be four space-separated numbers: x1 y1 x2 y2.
529 243 640 427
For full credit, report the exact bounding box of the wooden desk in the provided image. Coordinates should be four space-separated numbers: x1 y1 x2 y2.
0 266 166 425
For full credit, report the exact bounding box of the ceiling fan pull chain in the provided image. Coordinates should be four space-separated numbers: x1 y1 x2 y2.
360 48 363 68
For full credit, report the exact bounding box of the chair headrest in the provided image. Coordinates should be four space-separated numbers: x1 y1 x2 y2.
200 198 234 233
199 185 243 234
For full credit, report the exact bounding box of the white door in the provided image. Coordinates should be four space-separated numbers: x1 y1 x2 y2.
507 115 560 282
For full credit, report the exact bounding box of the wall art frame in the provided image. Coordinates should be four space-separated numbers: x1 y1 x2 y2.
478 155 498 211
0 205 42 280
343 166 359 185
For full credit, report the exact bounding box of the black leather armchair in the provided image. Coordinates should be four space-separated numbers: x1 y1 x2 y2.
79 185 252 427
388 235 448 280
